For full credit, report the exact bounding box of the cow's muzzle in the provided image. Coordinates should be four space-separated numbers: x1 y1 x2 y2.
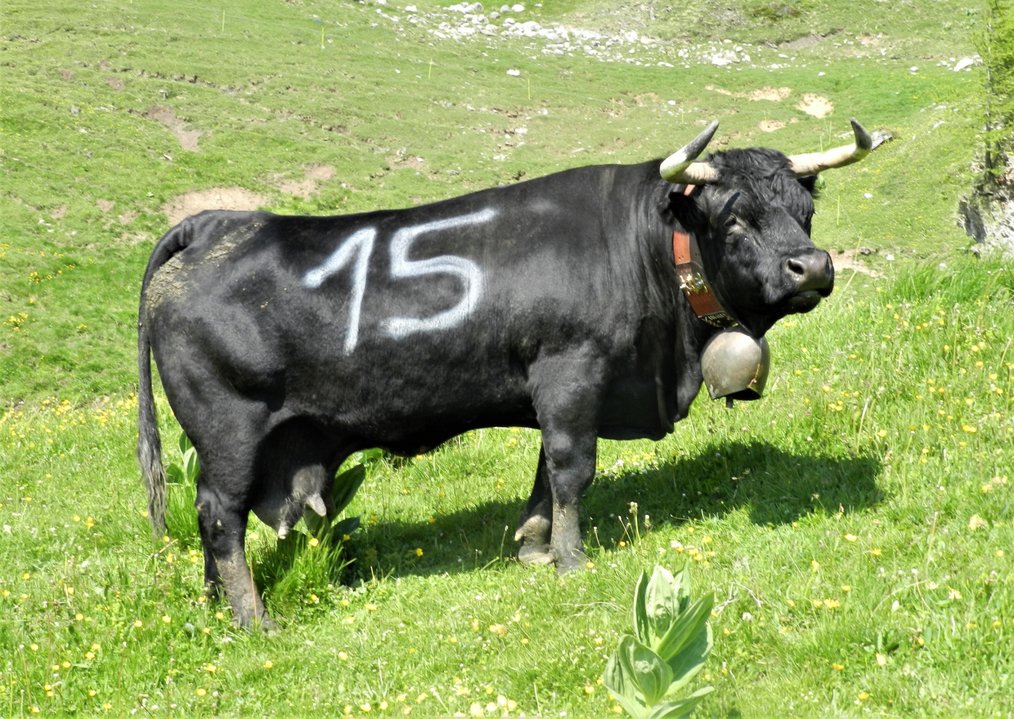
783 249 834 312
785 249 834 294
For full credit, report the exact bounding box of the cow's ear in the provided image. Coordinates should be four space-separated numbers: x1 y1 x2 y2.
796 175 820 196
666 188 703 226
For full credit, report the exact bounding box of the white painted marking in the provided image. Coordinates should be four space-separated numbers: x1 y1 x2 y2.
303 227 376 353
303 209 494 352
382 208 493 339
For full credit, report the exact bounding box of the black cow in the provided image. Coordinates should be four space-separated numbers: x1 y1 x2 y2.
138 120 880 627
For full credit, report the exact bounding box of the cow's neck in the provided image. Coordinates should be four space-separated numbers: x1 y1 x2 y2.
671 184 738 329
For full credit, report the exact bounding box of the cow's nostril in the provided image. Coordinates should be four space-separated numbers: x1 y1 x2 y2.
785 257 806 278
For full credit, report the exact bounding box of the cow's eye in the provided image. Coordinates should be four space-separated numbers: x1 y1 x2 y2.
724 214 740 230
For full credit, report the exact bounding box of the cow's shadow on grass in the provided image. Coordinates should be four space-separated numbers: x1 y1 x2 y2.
343 439 884 580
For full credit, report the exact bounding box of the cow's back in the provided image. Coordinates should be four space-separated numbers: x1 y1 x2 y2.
144 164 674 449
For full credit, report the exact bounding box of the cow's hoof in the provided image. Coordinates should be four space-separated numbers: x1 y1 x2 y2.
554 549 589 575
203 580 225 601
238 612 278 633
518 542 555 565
254 615 279 635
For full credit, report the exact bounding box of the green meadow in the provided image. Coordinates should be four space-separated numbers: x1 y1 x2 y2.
1 1 1010 716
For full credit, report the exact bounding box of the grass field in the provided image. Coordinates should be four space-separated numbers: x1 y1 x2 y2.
1 1 1011 717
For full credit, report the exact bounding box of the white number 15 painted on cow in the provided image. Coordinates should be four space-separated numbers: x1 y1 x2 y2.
303 208 495 353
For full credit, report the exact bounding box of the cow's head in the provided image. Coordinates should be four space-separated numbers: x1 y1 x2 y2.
661 120 876 338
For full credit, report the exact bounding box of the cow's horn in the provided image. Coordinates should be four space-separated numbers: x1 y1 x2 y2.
660 121 720 184
787 118 874 176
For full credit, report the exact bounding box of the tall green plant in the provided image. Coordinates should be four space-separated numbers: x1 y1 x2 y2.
603 566 715 719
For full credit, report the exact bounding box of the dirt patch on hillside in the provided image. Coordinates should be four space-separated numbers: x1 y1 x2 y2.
749 86 792 102
707 85 792 103
832 249 882 278
147 105 204 152
273 164 336 197
797 94 834 119
162 187 268 225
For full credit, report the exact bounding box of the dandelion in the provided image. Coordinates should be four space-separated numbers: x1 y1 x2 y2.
488 623 508 637
308 537 319 548
968 515 988 531
832 662 844 671
161 614 172 624
263 660 273 669
415 547 423 557
844 533 858 542
196 688 207 697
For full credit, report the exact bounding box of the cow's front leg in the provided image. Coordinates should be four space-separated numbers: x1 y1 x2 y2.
528 349 602 574
515 447 553 565
196 481 273 630
542 426 597 573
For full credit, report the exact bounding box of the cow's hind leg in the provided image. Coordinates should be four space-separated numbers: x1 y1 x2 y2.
196 474 272 629
515 446 553 565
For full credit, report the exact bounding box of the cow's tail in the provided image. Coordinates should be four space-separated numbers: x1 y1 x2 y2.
137 219 193 539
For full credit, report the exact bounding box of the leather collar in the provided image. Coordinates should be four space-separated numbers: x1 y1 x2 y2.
672 185 738 328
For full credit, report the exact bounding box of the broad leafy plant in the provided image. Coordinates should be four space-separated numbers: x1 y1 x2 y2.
165 431 200 486
604 565 715 719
